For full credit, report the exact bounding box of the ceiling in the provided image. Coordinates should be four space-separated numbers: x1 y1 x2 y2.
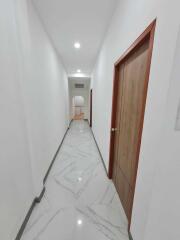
68 77 90 90
33 0 118 77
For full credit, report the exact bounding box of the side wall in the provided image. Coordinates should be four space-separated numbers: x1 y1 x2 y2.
91 0 180 239
0 0 69 239
15 0 69 195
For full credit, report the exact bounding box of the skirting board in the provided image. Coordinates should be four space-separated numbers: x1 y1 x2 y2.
129 232 133 240
86 120 108 176
15 121 71 239
43 122 72 184
15 187 45 240
86 120 134 240
35 186 46 203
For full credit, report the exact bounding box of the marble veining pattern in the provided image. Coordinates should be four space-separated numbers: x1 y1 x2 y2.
22 120 129 240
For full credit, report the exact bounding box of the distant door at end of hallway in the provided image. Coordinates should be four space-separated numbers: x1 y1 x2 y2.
73 96 85 120
90 89 93 127
109 21 156 227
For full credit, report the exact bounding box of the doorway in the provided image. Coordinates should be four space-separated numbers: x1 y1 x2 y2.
108 20 156 227
72 96 85 120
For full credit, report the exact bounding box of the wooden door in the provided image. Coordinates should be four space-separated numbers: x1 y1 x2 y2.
112 64 125 180
109 21 156 226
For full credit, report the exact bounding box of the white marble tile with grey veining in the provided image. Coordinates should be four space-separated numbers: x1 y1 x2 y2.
21 120 129 240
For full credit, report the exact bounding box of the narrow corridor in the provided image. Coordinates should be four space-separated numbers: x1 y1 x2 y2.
22 120 129 240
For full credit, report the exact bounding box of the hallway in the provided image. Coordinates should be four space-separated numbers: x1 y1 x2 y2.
22 121 129 240
2 0 180 239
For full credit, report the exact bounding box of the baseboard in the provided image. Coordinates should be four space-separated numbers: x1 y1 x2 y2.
69 119 73 128
90 122 133 240
15 122 71 240
43 126 70 184
129 232 133 240
15 186 45 240
35 186 45 203
86 121 108 176
15 199 36 240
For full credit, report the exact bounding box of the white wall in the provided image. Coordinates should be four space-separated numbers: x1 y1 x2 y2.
0 0 69 239
144 28 180 240
0 1 34 239
74 96 85 107
15 0 69 195
91 0 180 239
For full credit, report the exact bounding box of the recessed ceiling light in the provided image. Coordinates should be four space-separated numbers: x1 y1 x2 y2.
78 177 82 182
74 42 81 49
77 219 83 225
77 69 81 73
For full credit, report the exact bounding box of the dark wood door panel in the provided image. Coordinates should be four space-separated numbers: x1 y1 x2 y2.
114 168 133 221
110 20 156 226
113 65 125 182
118 41 149 187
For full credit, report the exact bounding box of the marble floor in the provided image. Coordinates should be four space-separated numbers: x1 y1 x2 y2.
22 120 129 240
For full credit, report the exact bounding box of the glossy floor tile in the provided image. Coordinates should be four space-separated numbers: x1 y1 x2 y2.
22 120 129 240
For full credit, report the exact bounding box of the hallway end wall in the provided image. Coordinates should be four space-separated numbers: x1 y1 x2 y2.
69 85 90 122
91 0 180 240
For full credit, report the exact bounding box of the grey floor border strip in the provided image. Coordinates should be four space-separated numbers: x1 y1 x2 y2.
129 232 133 240
35 186 46 203
43 121 72 184
85 120 108 176
15 120 72 240
15 187 45 240
87 120 134 240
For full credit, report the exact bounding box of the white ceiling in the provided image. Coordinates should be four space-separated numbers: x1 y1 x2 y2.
33 0 118 77
68 77 90 90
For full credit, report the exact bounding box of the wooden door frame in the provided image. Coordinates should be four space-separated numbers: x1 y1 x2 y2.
90 89 93 127
108 20 156 225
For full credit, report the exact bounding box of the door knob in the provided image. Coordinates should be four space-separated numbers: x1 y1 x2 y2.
111 128 118 132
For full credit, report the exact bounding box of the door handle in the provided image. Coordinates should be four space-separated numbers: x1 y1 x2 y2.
111 128 118 132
